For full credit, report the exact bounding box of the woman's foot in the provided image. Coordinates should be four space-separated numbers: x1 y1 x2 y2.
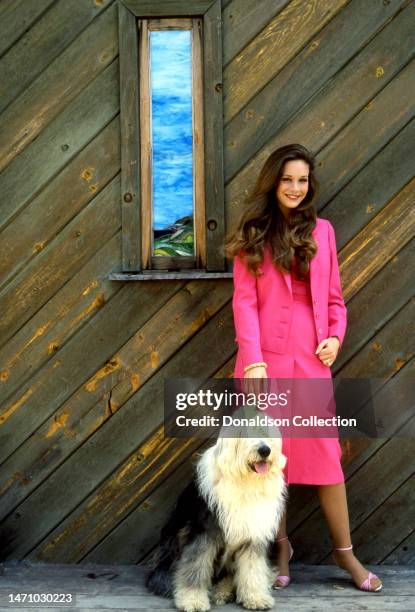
333 546 382 592
272 536 293 589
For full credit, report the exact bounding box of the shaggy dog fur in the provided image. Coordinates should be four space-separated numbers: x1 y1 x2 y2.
146 434 286 611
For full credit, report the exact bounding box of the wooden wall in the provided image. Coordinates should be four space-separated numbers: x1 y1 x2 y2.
0 0 413 566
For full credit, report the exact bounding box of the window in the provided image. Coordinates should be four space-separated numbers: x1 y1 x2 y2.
113 0 230 280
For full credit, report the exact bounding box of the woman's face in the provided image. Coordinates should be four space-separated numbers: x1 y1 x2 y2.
276 159 310 216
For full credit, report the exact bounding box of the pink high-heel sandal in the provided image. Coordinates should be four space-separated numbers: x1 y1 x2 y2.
333 545 382 592
273 536 294 589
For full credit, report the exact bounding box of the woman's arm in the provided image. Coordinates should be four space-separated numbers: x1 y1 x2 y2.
327 221 347 345
232 254 265 370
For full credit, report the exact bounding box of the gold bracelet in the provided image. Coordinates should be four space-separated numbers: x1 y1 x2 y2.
244 362 267 373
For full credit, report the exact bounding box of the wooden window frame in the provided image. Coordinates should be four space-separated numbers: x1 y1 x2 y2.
111 0 231 280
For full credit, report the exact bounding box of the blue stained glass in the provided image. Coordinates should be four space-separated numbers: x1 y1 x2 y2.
150 29 194 257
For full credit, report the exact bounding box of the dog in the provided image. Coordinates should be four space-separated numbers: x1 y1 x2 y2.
146 430 286 611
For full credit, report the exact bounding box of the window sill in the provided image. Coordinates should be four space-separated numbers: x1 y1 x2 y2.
108 271 233 281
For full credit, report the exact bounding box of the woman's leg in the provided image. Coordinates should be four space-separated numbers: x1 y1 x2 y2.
273 508 293 587
317 483 382 590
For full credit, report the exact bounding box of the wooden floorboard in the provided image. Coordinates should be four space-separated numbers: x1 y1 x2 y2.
0 562 413 611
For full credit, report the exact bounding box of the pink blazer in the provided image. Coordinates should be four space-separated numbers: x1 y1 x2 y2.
232 218 347 369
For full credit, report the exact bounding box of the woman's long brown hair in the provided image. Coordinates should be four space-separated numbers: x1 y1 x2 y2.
225 144 318 278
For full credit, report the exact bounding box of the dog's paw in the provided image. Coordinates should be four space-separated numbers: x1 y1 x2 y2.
212 591 234 605
212 577 235 605
175 589 211 612
239 592 274 610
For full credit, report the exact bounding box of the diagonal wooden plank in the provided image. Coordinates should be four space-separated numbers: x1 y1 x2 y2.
347 475 415 563
0 2 118 174
0 0 114 113
0 176 121 349
224 0 411 180
224 0 348 122
315 62 415 205
335 239 415 371
0 280 185 467
339 300 414 379
0 232 122 406
383 531 415 565
0 60 119 236
0 0 56 58
324 118 415 250
0 280 231 521
225 2 415 228
222 0 291 65
339 178 415 302
0 305 235 559
0 115 120 288
86 448 206 564
35 434 201 563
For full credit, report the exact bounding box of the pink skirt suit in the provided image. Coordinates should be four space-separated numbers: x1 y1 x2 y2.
232 218 347 484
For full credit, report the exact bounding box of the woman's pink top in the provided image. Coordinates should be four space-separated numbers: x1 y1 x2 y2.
291 259 311 304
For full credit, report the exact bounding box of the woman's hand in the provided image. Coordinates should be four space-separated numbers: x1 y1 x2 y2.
315 337 340 367
244 366 267 379
243 365 268 397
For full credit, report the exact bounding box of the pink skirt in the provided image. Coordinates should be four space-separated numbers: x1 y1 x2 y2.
234 280 344 485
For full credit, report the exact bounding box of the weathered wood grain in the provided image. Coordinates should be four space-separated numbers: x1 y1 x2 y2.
316 62 415 206
224 0 410 180
225 1 415 228
324 118 415 250
85 450 205 563
224 0 348 123
0 2 118 173
349 475 415 563
119 1 141 271
0 0 114 113
336 360 414 477
0 0 56 58
0 277 184 468
339 299 414 378
192 17 207 268
0 177 121 349
222 0 290 65
0 59 119 235
335 239 415 371
203 0 226 270
384 531 415 565
0 280 231 522
35 435 201 562
122 0 216 15
0 116 120 288
0 305 235 559
339 179 415 302
0 233 122 406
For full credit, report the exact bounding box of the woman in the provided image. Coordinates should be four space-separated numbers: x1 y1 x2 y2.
226 144 382 592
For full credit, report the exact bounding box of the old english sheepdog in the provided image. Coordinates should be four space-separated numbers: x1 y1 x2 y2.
146 433 286 611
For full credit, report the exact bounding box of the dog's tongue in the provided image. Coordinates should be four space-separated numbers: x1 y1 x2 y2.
254 461 270 474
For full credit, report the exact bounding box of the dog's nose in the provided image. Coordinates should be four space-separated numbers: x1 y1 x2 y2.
258 445 271 458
